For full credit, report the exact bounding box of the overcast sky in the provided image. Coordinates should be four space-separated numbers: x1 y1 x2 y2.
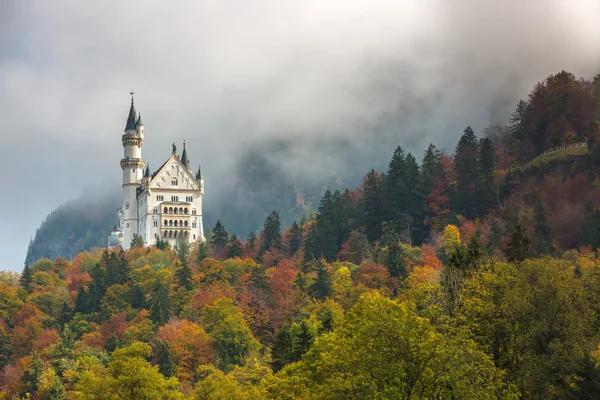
1 0 599 271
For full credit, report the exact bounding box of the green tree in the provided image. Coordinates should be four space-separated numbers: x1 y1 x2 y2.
212 220 229 249
505 220 531 262
174 260 193 291
195 240 211 265
534 199 552 255
263 211 283 252
361 170 386 242
454 126 479 218
226 234 244 259
476 137 496 214
47 375 67 400
487 220 503 252
131 233 145 249
148 279 172 326
287 222 303 256
19 265 33 293
174 232 191 260
155 340 177 378
309 261 332 300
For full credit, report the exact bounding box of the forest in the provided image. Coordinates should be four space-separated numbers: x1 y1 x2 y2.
2 70 600 399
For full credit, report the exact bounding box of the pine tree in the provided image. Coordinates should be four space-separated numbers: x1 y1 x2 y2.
271 324 295 372
421 143 443 193
386 146 408 228
476 137 496 214
212 220 229 248
130 233 145 248
403 153 424 243
174 259 193 291
288 221 303 256
47 376 67 400
263 210 283 251
174 232 191 261
247 232 257 252
155 340 177 378
362 170 386 242
195 240 211 265
487 220 503 251
23 351 43 392
155 237 170 250
149 279 172 326
384 229 406 278
506 220 531 262
309 260 332 300
19 266 33 293
226 234 244 258
454 127 479 218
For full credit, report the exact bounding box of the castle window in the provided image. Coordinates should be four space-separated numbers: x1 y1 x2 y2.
156 195 164 201
184 208 188 214
153 208 157 214
164 207 168 213
174 231 178 238
164 220 168 226
193 234 196 240
153 221 158 227
184 220 188 227
192 209 196 215
174 208 178 214
169 220 173 226
180 220 183 227
125 202 129 209
169 207 173 213
127 223 129 228
171 179 177 186
179 207 183 214
155 233 158 239
192 222 196 228
169 231 173 238
163 231 167 238
174 220 178 226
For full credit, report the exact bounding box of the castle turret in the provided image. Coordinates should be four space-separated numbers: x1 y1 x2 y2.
120 94 145 249
181 140 190 170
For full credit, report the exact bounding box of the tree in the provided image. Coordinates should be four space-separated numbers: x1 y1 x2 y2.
202 298 260 371
287 222 303 256
266 293 516 399
19 266 33 293
454 127 479 218
226 234 244 259
174 260 193 291
534 199 552 255
212 221 229 249
47 375 67 400
309 261 333 300
476 137 496 214
487 220 503 252
131 233 145 249
149 279 172 326
263 211 283 252
195 240 211 265
361 170 386 242
505 219 531 262
174 232 191 260
155 340 177 378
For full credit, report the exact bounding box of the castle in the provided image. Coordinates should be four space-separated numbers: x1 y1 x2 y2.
109 96 205 250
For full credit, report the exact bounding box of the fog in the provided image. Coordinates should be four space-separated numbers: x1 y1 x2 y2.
1 0 599 270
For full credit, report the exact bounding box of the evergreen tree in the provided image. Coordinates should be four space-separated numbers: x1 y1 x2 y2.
22 351 43 393
174 259 193 291
155 340 177 378
386 146 408 230
47 376 67 400
263 210 283 251
403 153 424 243
148 279 172 326
421 143 443 193
174 232 191 261
105 251 129 286
195 240 210 265
362 170 386 242
212 220 229 248
385 229 406 278
19 266 33 293
506 220 531 262
155 237 170 250
130 233 145 248
271 324 295 372
74 286 92 314
476 137 496 214
226 234 244 258
287 221 303 256
309 260 332 300
465 234 484 270
534 199 552 255
487 220 503 252
454 127 479 218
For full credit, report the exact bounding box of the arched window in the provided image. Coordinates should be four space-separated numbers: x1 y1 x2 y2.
179 207 183 213
184 208 188 214
180 220 183 227
174 208 178 214
171 179 177 186
174 231 178 238
168 231 173 238
184 220 188 227
169 220 173 226
164 207 168 213
169 207 173 213
174 220 178 226
163 231 167 238
164 220 168 226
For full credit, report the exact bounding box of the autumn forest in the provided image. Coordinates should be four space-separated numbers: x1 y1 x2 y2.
2 70 600 399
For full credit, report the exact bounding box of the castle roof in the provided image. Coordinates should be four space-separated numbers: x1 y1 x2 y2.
124 98 137 131
181 141 190 169
144 164 150 177
196 165 202 180
136 113 144 126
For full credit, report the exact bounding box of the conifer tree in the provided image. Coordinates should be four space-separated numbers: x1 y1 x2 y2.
386 146 408 228
247 232 257 252
149 279 172 326
263 210 283 251
47 376 67 400
23 351 43 392
226 234 244 258
130 233 145 248
174 232 191 261
362 169 386 242
195 240 210 265
403 153 424 243
155 340 177 378
271 324 295 372
454 127 479 218
212 220 229 248
476 137 496 214
487 220 503 251
506 219 531 262
309 260 332 300
174 259 193 291
287 221 303 256
385 229 406 278
19 266 33 293
421 143 443 193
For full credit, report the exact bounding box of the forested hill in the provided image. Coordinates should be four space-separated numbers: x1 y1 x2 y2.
26 70 600 265
25 189 120 266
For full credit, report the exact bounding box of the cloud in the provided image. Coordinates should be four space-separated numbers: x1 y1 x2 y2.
1 0 599 269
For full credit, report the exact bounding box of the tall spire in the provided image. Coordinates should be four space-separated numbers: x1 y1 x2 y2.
124 93 137 131
181 140 190 169
136 112 143 126
144 164 150 177
196 165 202 180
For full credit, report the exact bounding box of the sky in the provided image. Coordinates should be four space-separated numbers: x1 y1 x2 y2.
1 0 599 271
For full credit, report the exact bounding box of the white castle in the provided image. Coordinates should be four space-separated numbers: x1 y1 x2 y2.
110 95 205 250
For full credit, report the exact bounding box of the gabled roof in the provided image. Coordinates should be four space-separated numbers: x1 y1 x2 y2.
149 153 199 187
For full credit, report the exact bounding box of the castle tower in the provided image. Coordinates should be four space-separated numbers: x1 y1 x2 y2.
120 95 145 249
